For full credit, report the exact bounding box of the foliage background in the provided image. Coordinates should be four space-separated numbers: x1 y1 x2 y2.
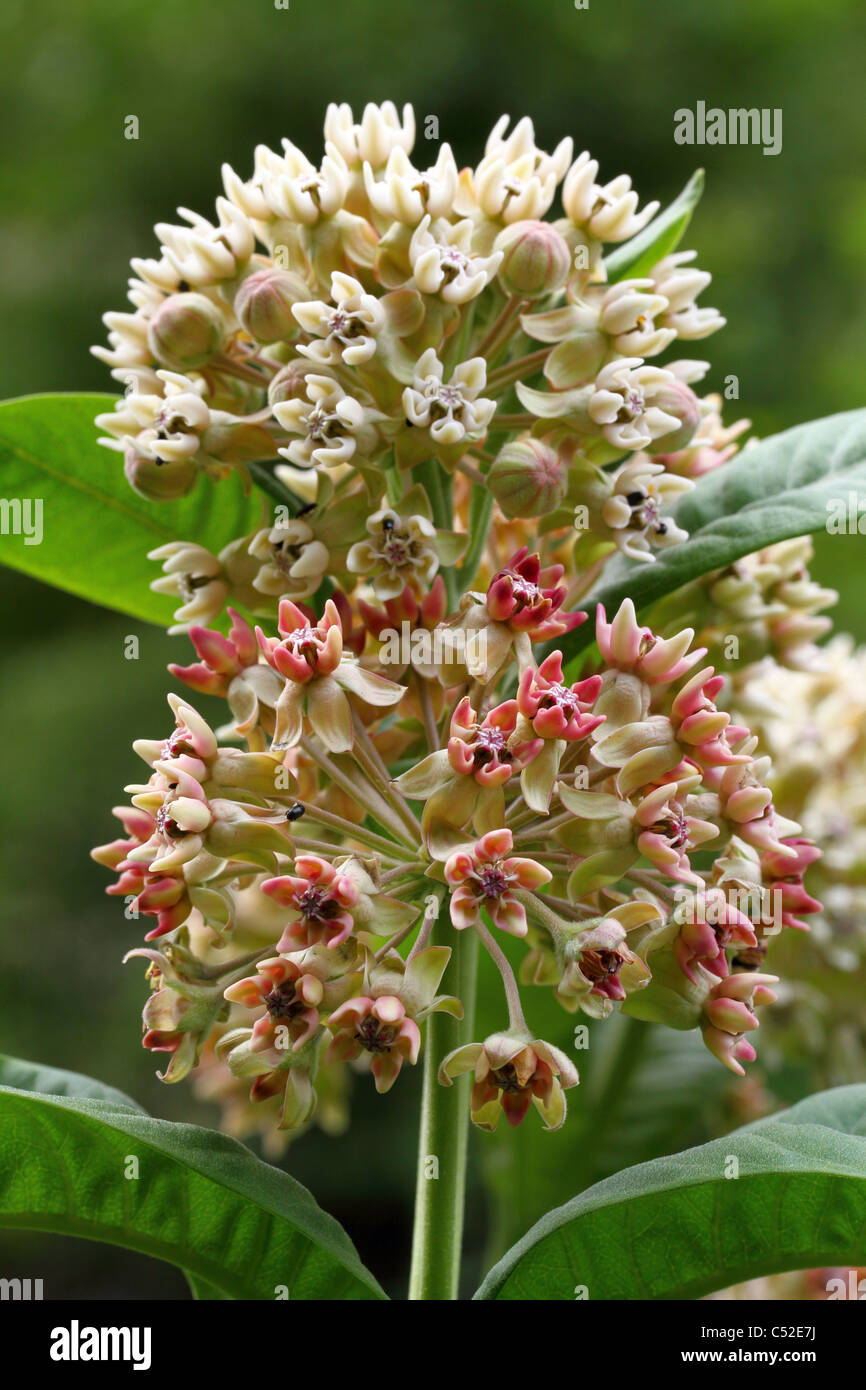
0 0 864 1298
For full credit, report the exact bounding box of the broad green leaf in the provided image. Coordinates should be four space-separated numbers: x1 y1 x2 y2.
475 1084 866 1300
562 408 866 669
603 169 704 283
0 393 267 626
0 1081 386 1300
0 1054 145 1112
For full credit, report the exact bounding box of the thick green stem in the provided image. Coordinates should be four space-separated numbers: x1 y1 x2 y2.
408 917 478 1301
416 458 458 609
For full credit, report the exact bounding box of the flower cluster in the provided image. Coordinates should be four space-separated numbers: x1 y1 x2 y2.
92 105 821 1139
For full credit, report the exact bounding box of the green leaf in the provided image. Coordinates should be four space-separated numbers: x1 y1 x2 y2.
475 1084 866 1300
562 408 866 669
603 168 705 283
0 393 267 625
0 1078 386 1300
0 1055 145 1112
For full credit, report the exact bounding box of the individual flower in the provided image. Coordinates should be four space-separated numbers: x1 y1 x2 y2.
148 536 264 634
562 151 659 242
292 271 386 365
650 250 726 340
394 698 539 852
528 278 675 377
222 139 351 227
256 597 405 752
224 949 359 1058
440 548 586 684
632 781 719 882
358 575 449 678
444 828 551 938
96 369 209 464
362 144 460 223
274 374 376 470
456 116 573 224
554 902 658 1017
599 456 693 561
556 774 716 896
440 1030 579 1131
248 518 330 600
347 506 439 599
446 697 538 787
587 358 683 452
711 751 802 858
517 653 603 742
150 198 254 287
700 972 778 1075
672 888 759 983
168 607 283 743
324 101 415 169
262 856 360 951
596 599 704 687
760 839 822 932
218 1024 322 1131
409 216 502 303
224 956 327 1054
670 666 752 769
327 945 460 1093
401 349 496 446
486 548 580 639
154 198 256 286
125 752 290 891
514 653 604 810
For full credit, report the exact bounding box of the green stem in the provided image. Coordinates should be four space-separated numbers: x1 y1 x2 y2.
417 457 458 609
456 486 495 589
408 916 478 1301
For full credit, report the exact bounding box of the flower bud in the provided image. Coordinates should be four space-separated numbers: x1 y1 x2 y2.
647 379 702 452
234 267 309 345
494 220 571 299
488 437 566 518
124 448 198 500
146 292 224 370
268 359 317 407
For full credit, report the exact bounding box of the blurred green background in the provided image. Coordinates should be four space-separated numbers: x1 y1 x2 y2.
1 0 864 1299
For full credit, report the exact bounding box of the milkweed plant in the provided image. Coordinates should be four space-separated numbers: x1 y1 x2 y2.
3 101 866 1304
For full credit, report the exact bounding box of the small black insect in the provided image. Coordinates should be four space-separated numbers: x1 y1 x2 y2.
286 803 306 822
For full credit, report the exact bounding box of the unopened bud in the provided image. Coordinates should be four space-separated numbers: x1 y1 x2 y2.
489 437 566 518
234 267 309 345
124 448 198 500
147 292 224 370
495 220 571 299
268 359 316 407
648 380 701 452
